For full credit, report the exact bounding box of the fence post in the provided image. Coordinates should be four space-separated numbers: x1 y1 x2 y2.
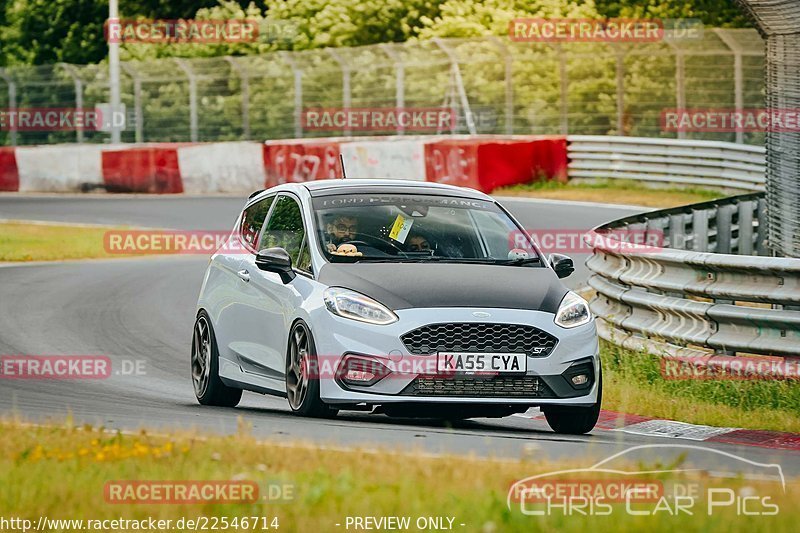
555 44 568 135
225 57 250 140
614 45 625 135
490 37 514 135
671 46 686 140
60 64 84 143
174 59 198 142
715 29 744 144
381 44 405 136
326 48 351 137
120 63 143 143
280 52 303 139
434 38 477 135
0 69 17 146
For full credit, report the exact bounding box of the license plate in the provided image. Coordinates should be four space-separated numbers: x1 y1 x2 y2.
437 352 527 374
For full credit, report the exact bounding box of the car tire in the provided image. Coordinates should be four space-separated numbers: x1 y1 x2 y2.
191 311 243 407
286 321 338 418
542 371 602 435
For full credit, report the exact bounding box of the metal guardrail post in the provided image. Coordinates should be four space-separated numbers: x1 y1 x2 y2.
737 200 754 255
0 68 17 146
60 64 84 143
716 204 734 254
174 59 198 142
692 209 709 252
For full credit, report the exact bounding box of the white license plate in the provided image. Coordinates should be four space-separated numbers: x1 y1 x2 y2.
437 352 527 374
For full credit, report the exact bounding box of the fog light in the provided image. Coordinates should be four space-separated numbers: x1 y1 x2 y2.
345 369 375 383
571 374 589 386
337 354 391 387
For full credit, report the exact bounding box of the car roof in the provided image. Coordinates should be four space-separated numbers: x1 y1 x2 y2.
300 179 493 200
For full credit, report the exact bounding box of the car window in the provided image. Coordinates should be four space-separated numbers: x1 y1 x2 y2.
259 195 309 271
311 193 540 265
240 196 274 249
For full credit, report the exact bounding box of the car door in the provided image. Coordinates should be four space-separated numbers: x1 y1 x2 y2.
235 193 314 381
217 195 275 371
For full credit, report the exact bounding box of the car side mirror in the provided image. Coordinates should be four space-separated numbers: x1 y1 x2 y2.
549 253 574 279
255 247 296 283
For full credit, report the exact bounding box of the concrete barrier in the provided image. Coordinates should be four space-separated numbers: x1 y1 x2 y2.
0 147 18 191
0 135 568 193
102 146 183 193
178 142 266 193
263 140 343 187
15 144 109 192
340 139 427 180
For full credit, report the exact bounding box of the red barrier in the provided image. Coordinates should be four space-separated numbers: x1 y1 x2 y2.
0 147 19 191
424 137 567 193
102 146 183 193
263 140 343 187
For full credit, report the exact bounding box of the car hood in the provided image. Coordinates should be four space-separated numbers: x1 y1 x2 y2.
316 262 568 313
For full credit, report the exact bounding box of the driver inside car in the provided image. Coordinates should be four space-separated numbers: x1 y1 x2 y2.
325 215 359 252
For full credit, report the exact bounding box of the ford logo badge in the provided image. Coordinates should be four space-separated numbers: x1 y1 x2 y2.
472 311 491 318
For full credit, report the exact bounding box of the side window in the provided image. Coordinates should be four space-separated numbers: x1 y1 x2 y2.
240 196 274 249
259 195 310 271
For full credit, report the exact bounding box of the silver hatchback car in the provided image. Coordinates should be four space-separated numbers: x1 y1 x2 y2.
192 179 601 434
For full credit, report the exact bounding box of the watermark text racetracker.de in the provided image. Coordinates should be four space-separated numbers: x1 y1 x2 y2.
302 107 457 132
0 355 145 379
510 228 665 255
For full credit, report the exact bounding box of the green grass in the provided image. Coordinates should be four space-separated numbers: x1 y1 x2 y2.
495 179 724 208
0 222 120 262
0 420 796 532
601 341 800 433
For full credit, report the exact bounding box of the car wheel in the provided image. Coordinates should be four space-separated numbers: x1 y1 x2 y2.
191 311 242 407
542 371 602 435
286 321 338 418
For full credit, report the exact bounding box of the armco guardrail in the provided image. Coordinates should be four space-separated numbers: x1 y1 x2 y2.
586 192 800 362
568 136 766 192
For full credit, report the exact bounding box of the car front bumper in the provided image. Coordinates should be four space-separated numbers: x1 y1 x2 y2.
310 306 600 407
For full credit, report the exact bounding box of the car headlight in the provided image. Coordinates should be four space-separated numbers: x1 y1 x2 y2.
554 291 592 328
323 287 398 325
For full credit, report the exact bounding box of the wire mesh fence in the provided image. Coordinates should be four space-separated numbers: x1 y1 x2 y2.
0 28 765 146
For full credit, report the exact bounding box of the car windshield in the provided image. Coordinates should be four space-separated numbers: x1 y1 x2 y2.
312 193 541 265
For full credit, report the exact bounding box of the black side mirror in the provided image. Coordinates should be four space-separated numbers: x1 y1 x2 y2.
255 247 296 283
549 253 574 279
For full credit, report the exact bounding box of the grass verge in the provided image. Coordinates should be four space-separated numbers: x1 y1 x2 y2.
601 341 800 433
0 221 121 262
0 420 796 532
495 179 724 208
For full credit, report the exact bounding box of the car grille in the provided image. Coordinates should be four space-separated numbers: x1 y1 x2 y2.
400 323 557 357
401 375 555 398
